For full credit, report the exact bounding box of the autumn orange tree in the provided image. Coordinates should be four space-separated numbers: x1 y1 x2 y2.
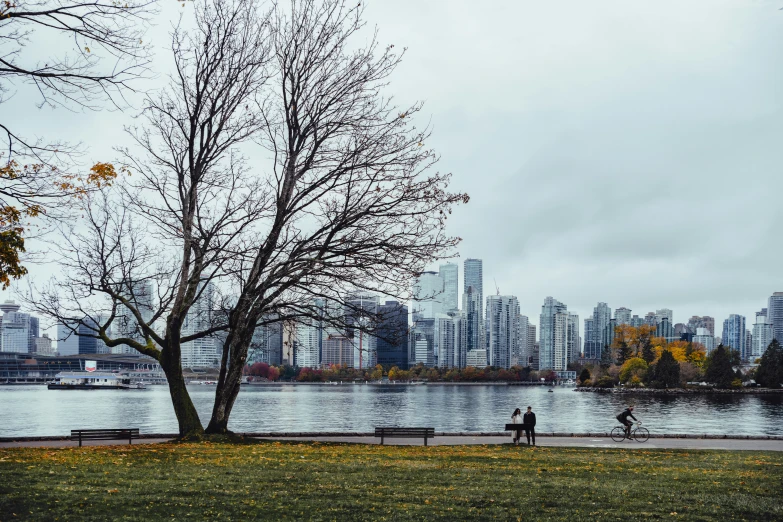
0 0 155 286
611 324 657 364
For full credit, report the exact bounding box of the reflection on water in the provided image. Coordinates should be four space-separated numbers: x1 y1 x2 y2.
0 384 781 437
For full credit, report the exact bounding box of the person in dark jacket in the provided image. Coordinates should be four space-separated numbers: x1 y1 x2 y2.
523 406 536 445
616 406 637 438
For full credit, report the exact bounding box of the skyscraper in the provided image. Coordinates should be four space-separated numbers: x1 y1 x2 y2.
516 314 530 367
438 262 459 313
693 328 715 354
0 301 39 353
584 302 610 361
463 285 482 355
655 309 673 324
486 295 519 369
437 315 457 368
294 318 321 369
463 258 483 315
567 312 580 364
688 316 715 336
409 317 435 367
539 296 567 370
767 292 783 343
413 271 444 319
614 307 632 325
376 301 409 369
249 318 283 366
527 324 536 367
752 309 773 359
345 292 380 369
114 280 154 355
721 314 747 360
181 283 220 368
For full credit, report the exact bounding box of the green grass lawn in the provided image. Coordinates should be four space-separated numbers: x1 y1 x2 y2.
1 441 781 521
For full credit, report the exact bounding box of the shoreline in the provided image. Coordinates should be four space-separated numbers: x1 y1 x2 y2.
575 387 783 394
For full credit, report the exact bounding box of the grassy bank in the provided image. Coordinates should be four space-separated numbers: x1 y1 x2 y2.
1 442 781 521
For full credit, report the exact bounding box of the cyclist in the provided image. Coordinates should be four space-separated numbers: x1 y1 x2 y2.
616 406 637 438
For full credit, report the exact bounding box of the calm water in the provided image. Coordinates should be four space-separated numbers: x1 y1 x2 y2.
1 384 781 437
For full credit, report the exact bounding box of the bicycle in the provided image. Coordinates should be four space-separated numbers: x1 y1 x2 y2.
610 421 649 443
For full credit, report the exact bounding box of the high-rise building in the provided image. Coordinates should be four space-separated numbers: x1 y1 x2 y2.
294 318 321 369
113 281 154 355
656 317 677 342
655 309 673 325
33 334 55 356
614 307 632 325
630 315 643 328
516 314 530 367
466 348 487 367
584 302 610 361
409 317 435 367
567 312 580 364
463 258 483 337
413 272 443 319
463 285 482 354
345 292 380 369
692 327 715 354
321 334 353 367
644 312 658 326
181 283 220 368
249 318 284 366
438 263 459 313
752 309 774 359
57 316 111 356
486 295 519 369
376 300 409 369
688 316 715 336
767 293 783 343
722 314 747 360
437 314 457 368
0 301 39 353
603 318 617 350
539 296 568 371
527 324 536 367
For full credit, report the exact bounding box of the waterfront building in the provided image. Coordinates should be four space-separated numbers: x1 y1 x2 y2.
249 318 284 366
539 296 567 370
722 314 747 360
409 317 435 367
655 309 673 325
614 307 632 325
752 310 773 360
345 292 380 369
603 318 617 350
0 301 39 353
57 316 111 356
486 295 519 369
113 281 154 355
463 285 482 353
412 272 443 319
294 318 321 369
376 300 409 369
584 302 610 361
33 334 54 356
688 316 715 336
692 328 716 354
516 314 530 367
532 341 540 369
465 349 487 368
439 262 459 313
768 293 783 343
437 314 456 368
568 312 580 363
181 283 220 368
321 334 353 367
527 324 536 367
463 259 483 312
630 315 643 328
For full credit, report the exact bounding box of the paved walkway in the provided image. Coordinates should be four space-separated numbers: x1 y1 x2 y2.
2 435 783 451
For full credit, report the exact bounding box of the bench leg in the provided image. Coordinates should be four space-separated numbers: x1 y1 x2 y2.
424 437 427 447
380 436 384 445
129 433 132 445
79 434 82 448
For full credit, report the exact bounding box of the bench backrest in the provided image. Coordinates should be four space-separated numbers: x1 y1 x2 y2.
374 427 434 437
71 429 140 439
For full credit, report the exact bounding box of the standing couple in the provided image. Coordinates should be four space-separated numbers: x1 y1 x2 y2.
511 406 536 446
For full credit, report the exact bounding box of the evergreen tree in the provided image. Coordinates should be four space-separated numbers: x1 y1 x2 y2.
616 341 632 365
641 338 655 364
579 367 591 384
600 344 614 368
756 339 783 389
704 345 735 389
648 350 680 388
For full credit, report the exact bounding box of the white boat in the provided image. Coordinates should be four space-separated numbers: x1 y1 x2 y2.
48 371 144 390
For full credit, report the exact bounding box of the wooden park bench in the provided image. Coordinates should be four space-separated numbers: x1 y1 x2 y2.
71 428 140 447
375 427 435 446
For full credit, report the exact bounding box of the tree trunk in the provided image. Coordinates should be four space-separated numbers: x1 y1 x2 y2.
160 343 204 438
206 328 252 434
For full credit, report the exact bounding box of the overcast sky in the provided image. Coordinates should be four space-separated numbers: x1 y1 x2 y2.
3 0 783 335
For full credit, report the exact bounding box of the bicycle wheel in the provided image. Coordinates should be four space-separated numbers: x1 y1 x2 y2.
633 427 649 443
610 426 626 442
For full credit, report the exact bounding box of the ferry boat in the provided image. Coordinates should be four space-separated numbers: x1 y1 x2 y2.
48 371 147 390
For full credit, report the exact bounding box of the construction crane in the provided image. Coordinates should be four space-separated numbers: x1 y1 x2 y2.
494 278 500 296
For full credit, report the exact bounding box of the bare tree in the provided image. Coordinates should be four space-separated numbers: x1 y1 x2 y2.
204 0 468 434
0 0 155 285
30 0 273 438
